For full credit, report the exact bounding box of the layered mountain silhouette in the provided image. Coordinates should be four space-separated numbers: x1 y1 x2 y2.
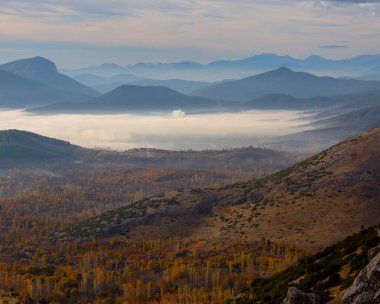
28 67 380 114
128 79 211 95
192 68 380 101
68 53 380 80
242 88 380 111
73 73 211 95
73 73 143 87
31 85 219 113
0 57 100 108
0 69 80 108
63 63 127 77
0 57 98 97
205 53 380 72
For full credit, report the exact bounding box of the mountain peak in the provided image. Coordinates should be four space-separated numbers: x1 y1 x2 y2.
0 56 99 98
272 67 293 73
305 55 328 62
1 56 58 74
259 67 295 77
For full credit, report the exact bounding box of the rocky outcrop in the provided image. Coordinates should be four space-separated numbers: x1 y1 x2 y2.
282 287 320 304
343 251 380 304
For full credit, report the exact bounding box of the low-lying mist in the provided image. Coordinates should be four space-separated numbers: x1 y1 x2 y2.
0 110 311 151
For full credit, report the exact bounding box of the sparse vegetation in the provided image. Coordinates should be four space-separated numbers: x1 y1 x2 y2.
233 225 380 303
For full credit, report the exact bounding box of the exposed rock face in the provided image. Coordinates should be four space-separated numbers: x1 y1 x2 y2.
282 287 320 304
343 252 380 304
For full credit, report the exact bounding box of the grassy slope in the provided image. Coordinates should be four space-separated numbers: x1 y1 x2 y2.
52 127 380 254
232 225 380 303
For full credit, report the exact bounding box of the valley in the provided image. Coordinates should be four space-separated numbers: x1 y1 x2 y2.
0 126 379 303
0 52 380 304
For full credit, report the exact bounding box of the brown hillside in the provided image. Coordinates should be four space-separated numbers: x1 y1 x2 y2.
56 127 380 252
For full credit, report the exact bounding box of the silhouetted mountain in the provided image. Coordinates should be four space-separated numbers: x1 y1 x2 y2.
192 68 380 101
0 57 99 97
243 88 380 111
0 69 85 108
137 54 380 73
73 73 143 87
208 53 300 69
61 53 380 81
31 85 219 113
128 79 211 94
74 73 212 94
208 53 380 73
64 63 127 77
243 94 304 110
130 60 203 71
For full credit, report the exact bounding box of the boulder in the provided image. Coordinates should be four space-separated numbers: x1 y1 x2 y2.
343 252 380 304
282 287 320 304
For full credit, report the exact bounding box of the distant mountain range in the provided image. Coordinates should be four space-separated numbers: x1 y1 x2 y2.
31 85 219 113
192 67 380 101
2 55 380 152
63 53 380 80
28 64 380 113
73 73 212 95
126 79 211 95
63 63 127 77
73 73 143 87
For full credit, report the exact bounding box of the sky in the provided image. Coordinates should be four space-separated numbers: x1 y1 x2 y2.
0 0 379 68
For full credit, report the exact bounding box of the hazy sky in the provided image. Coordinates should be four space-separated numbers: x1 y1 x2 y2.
0 0 379 68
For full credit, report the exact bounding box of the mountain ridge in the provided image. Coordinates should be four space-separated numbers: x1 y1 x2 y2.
30 84 219 113
63 53 380 80
192 67 380 101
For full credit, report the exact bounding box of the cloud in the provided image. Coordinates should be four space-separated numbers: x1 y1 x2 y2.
298 0 380 10
171 109 186 118
0 1 199 22
0 0 379 66
328 0 380 2
320 44 348 48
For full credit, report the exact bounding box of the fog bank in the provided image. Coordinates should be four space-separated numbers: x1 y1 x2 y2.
0 110 310 151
